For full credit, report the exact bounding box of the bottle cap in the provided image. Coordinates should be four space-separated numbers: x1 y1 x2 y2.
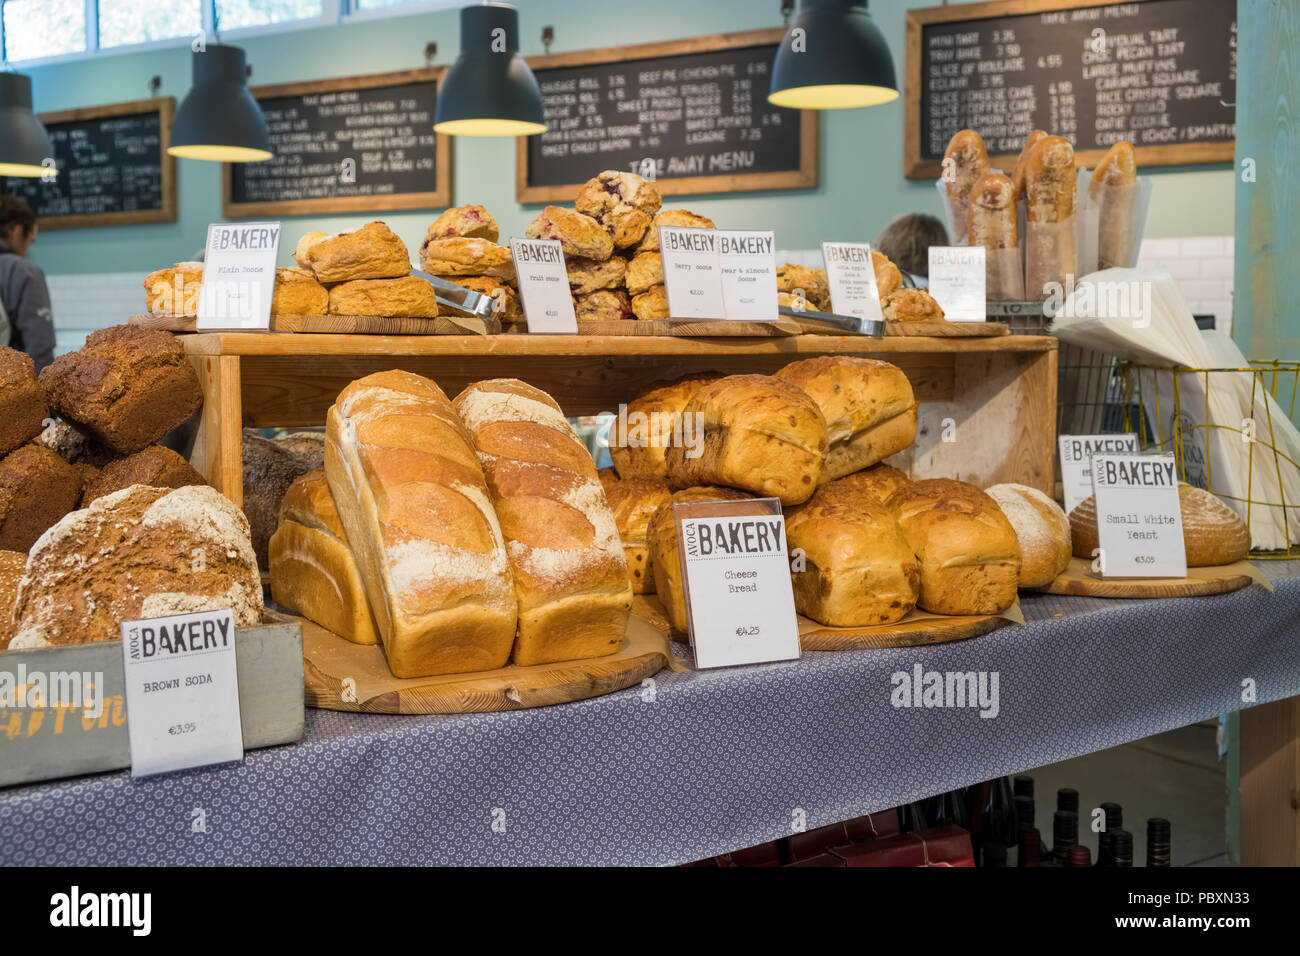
1057 788 1079 813
1013 775 1035 798
1066 846 1092 867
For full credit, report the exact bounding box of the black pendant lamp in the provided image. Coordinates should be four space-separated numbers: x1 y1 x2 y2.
168 44 272 162
769 0 898 109
434 2 546 136
0 72 56 177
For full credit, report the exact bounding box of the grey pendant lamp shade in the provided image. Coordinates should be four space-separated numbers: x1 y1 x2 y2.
0 72 56 177
168 44 272 162
769 0 899 109
434 2 547 136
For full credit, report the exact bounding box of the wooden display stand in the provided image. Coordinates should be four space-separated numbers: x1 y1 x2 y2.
180 332 1058 508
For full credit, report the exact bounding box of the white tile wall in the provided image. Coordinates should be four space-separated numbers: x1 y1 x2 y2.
46 272 143 355
1136 235 1235 337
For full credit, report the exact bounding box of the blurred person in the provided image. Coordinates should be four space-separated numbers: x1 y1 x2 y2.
0 195 55 370
875 213 950 290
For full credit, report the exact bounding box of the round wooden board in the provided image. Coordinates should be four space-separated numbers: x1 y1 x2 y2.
1033 556 1258 599
300 614 670 714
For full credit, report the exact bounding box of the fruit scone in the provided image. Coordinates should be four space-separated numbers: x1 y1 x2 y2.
419 237 515 281
635 209 716 254
567 255 627 295
574 289 634 322
575 170 663 248
631 285 669 321
776 263 830 311
882 289 945 323
625 252 664 296
425 204 499 242
524 206 614 261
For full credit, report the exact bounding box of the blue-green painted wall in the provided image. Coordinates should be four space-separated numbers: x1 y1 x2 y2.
21 0 1236 277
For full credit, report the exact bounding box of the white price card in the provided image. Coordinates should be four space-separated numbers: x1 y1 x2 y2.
717 229 778 320
120 608 244 778
660 225 725 320
196 221 280 330
674 497 801 670
821 241 884 325
1059 433 1140 517
509 237 577 333
928 245 987 321
1090 453 1187 579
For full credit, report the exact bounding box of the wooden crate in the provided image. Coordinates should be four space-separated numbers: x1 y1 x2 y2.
0 623 304 788
179 332 1059 508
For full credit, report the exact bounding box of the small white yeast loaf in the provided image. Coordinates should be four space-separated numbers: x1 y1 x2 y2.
325 370 517 678
984 483 1071 588
453 379 633 666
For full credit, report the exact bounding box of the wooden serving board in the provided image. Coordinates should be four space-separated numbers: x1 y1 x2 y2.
301 615 670 714
502 318 804 337
1034 556 1263 599
130 312 499 335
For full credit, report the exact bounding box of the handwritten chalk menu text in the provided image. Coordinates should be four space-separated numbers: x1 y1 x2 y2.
518 30 817 202
906 0 1236 177
0 97 176 229
224 69 450 217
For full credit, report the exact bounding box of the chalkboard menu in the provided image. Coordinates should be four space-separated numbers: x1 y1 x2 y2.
905 0 1236 178
1 97 176 230
517 29 818 203
223 68 451 218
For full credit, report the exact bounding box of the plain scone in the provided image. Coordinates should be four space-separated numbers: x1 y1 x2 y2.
325 370 517 678
984 483 1071 588
453 379 632 666
296 221 411 283
269 468 379 646
9 485 263 648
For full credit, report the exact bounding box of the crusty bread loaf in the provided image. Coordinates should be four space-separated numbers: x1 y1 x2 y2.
325 370 517 677
0 444 83 552
647 485 753 633
36 419 117 468
269 468 379 646
1069 482 1250 567
0 549 26 650
81 445 207 506
243 431 320 570
453 379 632 666
0 347 47 457
605 477 672 594
665 374 828 506
1011 129 1047 200
1025 135 1076 223
1092 141 1137 188
825 463 912 506
785 483 920 627
597 466 619 490
969 172 1018 250
609 372 722 480
944 130 989 241
892 478 1021 614
9 485 262 648
1090 141 1139 270
776 356 917 483
985 483 1071 588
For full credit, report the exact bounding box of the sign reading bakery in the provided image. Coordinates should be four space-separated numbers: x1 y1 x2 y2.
518 29 818 203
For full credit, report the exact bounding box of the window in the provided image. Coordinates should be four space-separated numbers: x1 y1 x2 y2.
2 0 86 62
98 0 203 50
214 0 323 30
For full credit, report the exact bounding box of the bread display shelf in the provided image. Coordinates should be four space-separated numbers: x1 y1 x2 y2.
510 318 807 337
882 320 1010 338
300 615 670 714
1034 556 1265 599
129 312 499 336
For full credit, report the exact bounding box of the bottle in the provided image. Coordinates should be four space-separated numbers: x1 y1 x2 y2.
1146 818 1171 867
1015 794 1035 833
1057 788 1079 814
983 841 1009 867
1052 809 1079 865
1109 828 1134 867
1065 846 1092 867
1013 776 1034 799
1097 802 1123 866
985 778 1019 850
1017 825 1042 868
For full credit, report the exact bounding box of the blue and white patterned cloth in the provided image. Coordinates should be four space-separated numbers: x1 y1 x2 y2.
3 564 1298 866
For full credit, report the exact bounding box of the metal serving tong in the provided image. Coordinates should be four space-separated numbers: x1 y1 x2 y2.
414 270 498 318
778 306 885 337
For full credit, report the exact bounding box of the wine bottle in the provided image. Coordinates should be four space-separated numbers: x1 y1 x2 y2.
1065 846 1092 867
1057 788 1079 814
1146 818 1171 867
1097 802 1123 866
1052 809 1079 865
1109 828 1134 867
1013 775 1034 799
983 841 1009 867
1017 825 1042 867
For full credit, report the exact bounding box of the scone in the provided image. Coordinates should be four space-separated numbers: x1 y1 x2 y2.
873 250 902 299
778 291 820 312
270 267 328 315
420 237 515 280
436 275 521 322
883 289 945 322
425 204 499 243
143 261 204 317
636 209 716 253
575 170 663 248
293 231 328 269
631 284 670 321
327 276 440 317
626 252 664 295
567 256 627 295
297 221 411 283
575 289 634 322
525 205 614 261
777 263 831 311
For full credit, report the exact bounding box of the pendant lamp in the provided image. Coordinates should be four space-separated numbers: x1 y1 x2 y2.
0 72 56 177
434 2 547 136
769 0 899 109
168 44 272 162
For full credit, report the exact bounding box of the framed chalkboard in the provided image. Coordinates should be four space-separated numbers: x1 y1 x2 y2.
222 68 451 218
517 29 818 203
905 0 1236 178
0 97 177 230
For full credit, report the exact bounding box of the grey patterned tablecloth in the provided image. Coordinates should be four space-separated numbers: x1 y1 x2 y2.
4 563 1300 867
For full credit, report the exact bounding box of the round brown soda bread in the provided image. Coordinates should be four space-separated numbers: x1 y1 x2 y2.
0 347 48 458
243 430 322 569
0 444 83 552
39 325 203 454
36 419 118 468
0 548 26 650
81 445 208 506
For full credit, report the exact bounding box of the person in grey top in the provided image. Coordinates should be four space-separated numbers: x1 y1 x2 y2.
0 195 55 371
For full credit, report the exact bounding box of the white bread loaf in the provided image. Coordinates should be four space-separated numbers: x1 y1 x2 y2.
1069 482 1250 567
453 379 632 666
984 483 1071 588
325 370 517 677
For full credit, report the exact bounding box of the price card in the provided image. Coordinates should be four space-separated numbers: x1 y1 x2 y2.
674 497 801 669
928 246 986 321
660 225 725 319
1089 453 1187 579
821 241 884 325
717 229 778 320
120 608 243 778
509 237 577 333
196 221 280 330
1059 433 1140 516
